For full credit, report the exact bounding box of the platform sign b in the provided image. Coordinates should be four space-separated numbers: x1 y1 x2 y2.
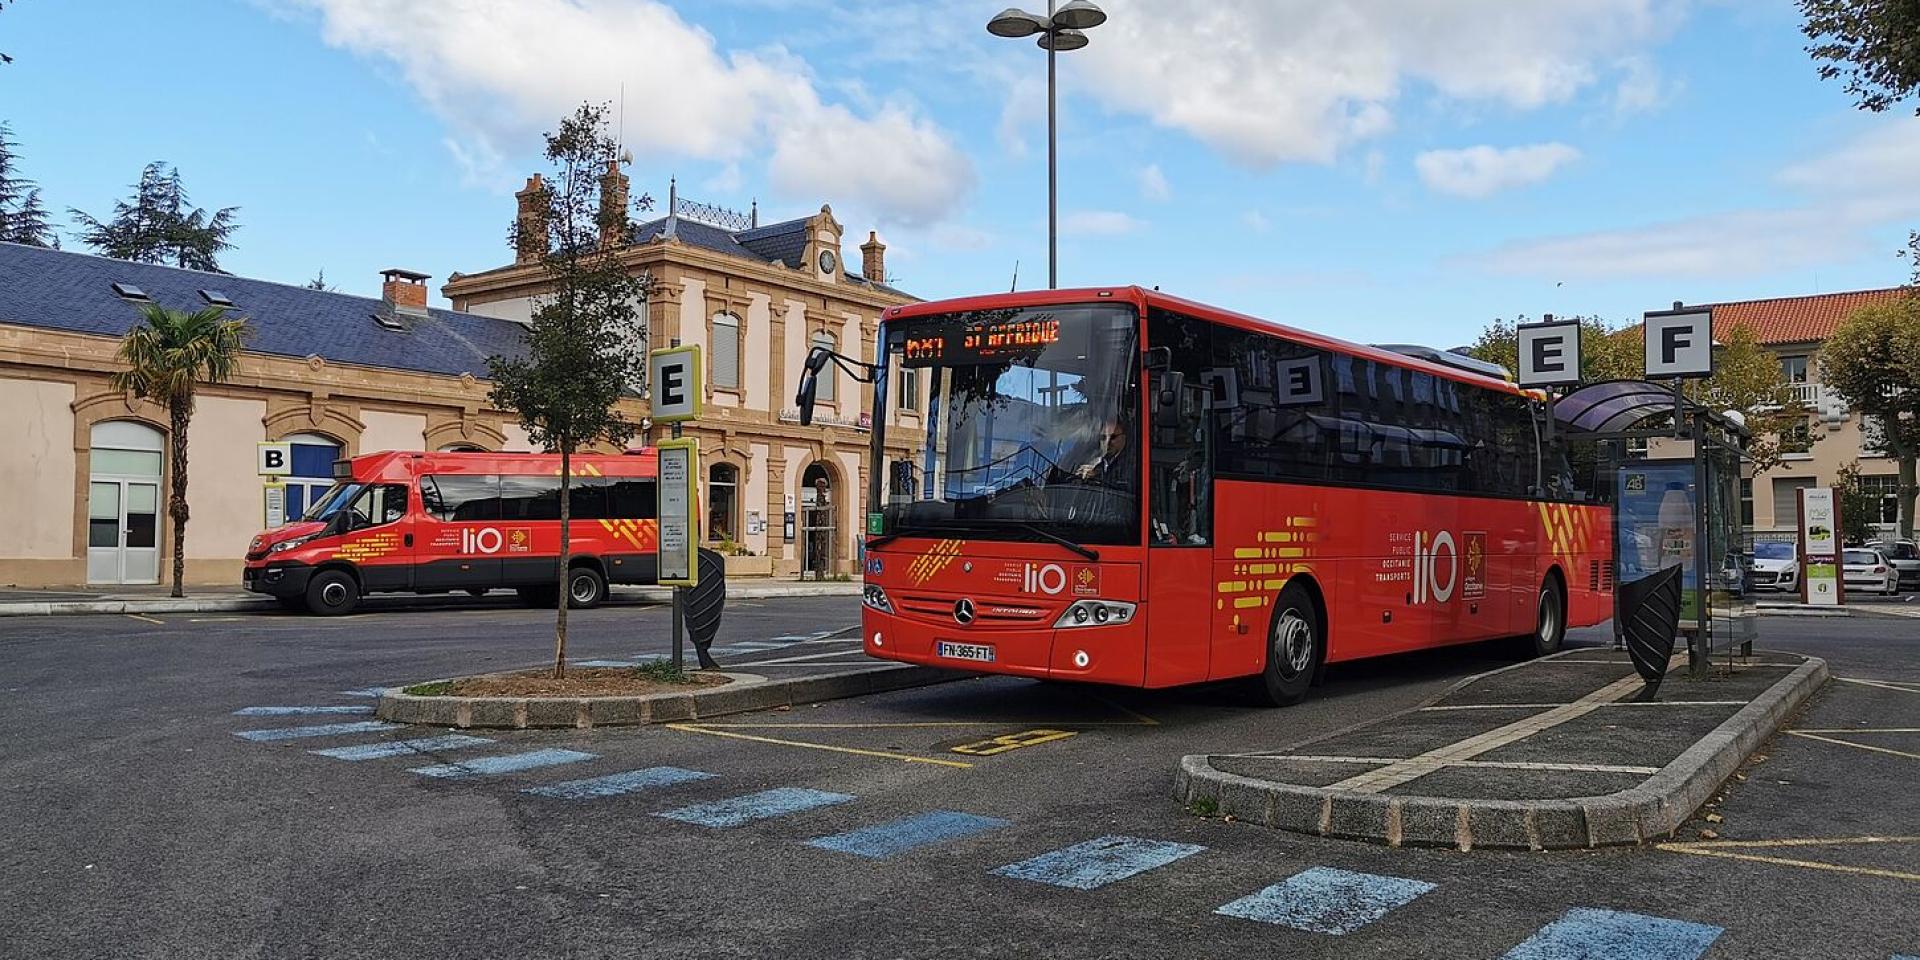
257 441 293 477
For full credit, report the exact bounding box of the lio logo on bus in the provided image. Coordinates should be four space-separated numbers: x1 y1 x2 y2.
458 527 533 555
1411 530 1458 604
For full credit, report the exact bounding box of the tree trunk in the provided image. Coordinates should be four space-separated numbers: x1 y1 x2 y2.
554 445 571 679
1900 455 1917 543
168 400 191 598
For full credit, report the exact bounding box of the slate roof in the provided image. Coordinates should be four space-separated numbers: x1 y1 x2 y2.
630 213 914 301
1709 286 1911 346
0 241 528 379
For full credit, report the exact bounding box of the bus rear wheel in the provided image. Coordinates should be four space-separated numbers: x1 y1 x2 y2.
305 569 361 617
1517 575 1566 659
1254 583 1323 707
566 566 606 609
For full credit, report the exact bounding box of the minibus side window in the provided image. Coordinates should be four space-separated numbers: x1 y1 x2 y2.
421 475 500 522
610 479 658 520
345 484 409 530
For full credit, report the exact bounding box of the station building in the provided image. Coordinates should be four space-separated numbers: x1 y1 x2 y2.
0 178 915 588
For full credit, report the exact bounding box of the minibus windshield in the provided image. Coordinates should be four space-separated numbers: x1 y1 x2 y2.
300 482 364 522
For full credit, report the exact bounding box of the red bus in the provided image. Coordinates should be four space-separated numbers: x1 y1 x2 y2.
807 287 1612 705
243 450 660 616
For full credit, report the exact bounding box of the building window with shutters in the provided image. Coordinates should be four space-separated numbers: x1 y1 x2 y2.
712 312 741 390
812 331 837 403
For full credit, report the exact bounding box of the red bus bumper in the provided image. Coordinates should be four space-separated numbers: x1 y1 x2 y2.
860 605 1148 686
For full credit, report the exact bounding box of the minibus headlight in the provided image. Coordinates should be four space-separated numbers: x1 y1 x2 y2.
1054 600 1135 628
269 535 316 554
862 584 894 613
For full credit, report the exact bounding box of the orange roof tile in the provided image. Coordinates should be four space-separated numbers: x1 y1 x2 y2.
1709 286 1912 346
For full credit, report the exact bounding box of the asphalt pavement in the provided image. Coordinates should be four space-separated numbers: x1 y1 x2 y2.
2 601 1916 959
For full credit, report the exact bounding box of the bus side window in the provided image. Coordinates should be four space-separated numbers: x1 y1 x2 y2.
609 479 658 520
1147 308 1212 547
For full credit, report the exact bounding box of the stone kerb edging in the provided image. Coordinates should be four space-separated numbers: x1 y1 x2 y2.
377 664 967 730
1173 656 1830 851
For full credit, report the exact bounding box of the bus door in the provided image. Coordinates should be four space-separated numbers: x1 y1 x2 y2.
336 480 416 592
415 473 503 591
1143 359 1215 687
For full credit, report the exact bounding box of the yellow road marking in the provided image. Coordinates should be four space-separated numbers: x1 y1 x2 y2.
664 723 973 769
1785 731 1920 761
1793 728 1920 734
951 728 1078 756
1081 691 1161 727
1656 836 1920 883
123 613 164 625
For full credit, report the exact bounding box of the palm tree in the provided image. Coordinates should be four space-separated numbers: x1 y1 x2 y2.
109 303 249 597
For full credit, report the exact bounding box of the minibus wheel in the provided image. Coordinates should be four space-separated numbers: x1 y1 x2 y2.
305 569 361 617
566 566 607 609
1255 583 1322 707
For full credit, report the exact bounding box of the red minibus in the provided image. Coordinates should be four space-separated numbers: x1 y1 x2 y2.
805 287 1613 705
243 450 659 615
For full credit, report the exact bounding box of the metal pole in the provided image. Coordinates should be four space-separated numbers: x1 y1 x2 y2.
671 420 685 672
1047 0 1057 290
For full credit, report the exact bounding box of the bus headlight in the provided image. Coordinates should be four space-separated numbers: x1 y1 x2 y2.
862 584 894 614
1054 600 1134 628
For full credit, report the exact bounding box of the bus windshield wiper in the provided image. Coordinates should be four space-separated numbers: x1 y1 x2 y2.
1009 522 1100 561
866 519 1098 562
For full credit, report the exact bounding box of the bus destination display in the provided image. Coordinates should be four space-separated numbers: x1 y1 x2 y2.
901 314 1061 366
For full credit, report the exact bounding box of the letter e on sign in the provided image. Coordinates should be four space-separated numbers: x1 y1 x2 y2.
647 346 703 423
1517 320 1581 388
1642 309 1713 379
1273 357 1323 407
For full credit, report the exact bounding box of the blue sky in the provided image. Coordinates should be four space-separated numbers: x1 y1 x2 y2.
3 0 1915 348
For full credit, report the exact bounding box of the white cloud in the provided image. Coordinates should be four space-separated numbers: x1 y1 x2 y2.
1138 164 1171 202
275 0 973 226
1242 210 1272 233
1609 56 1668 117
1415 143 1581 197
1063 210 1146 236
1476 120 1920 280
1073 0 1682 167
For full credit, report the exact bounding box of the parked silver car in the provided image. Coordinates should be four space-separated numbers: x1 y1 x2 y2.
1841 548 1901 596
1748 541 1799 592
1867 540 1920 591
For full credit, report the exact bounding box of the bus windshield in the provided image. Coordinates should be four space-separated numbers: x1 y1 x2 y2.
300 482 363 522
871 303 1140 546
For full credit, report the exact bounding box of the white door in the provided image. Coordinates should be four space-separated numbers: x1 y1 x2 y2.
86 479 161 584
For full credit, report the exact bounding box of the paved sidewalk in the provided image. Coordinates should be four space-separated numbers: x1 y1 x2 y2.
1177 648 1827 850
0 579 860 616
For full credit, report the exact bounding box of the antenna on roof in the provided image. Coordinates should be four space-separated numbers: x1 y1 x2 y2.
1010 259 1019 293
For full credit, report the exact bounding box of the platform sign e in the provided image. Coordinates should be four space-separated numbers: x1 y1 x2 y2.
1517 319 1582 388
648 346 703 424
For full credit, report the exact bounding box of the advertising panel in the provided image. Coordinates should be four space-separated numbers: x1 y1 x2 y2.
1617 462 1699 621
1799 487 1841 606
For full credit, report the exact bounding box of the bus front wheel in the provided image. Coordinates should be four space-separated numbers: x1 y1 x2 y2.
1518 575 1566 658
305 569 361 617
1254 583 1323 707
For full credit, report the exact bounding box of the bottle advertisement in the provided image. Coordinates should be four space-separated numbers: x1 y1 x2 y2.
1616 463 1698 622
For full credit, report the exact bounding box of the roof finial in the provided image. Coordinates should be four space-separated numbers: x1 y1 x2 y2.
750 198 758 229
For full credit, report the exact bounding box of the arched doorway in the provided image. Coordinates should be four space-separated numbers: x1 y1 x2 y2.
87 421 164 584
799 462 837 579
281 432 344 519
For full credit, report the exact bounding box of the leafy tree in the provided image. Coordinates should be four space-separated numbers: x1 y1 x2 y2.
1822 295 1920 540
1689 325 1810 473
1834 463 1883 545
109 303 250 598
71 162 239 270
0 122 57 246
1800 0 1920 114
1464 315 1643 383
486 103 652 679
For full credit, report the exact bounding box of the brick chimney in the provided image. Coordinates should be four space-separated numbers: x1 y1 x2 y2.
860 230 886 283
381 269 431 323
515 174 549 264
599 159 631 248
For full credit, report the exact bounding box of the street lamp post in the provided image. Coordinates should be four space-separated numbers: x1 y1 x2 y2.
987 0 1107 290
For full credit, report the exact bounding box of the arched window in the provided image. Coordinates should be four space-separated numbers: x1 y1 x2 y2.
282 432 343 519
708 463 738 543
87 421 165 585
712 312 741 390
811 331 837 403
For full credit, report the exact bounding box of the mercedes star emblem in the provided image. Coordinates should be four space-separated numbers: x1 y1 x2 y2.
952 598 976 625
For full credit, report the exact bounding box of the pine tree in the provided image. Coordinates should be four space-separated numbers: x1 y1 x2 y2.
0 122 57 246
71 162 239 269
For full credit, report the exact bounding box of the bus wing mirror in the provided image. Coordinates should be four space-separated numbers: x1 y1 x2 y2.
1156 370 1186 409
794 346 832 426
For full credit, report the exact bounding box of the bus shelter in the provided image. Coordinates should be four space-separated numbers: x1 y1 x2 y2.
1552 380 1757 680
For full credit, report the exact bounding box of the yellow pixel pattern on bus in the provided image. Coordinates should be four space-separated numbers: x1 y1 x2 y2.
1218 516 1321 633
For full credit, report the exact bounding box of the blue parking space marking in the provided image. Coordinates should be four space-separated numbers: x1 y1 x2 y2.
656 787 855 828
991 836 1208 890
1501 908 1724 960
806 811 1011 860
309 735 495 761
523 766 716 800
409 749 598 779
338 687 391 698
233 705 374 717
1215 866 1437 935
234 721 402 742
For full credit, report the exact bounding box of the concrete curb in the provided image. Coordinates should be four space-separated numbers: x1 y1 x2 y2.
376 663 967 729
0 582 859 617
1174 655 1830 851
1756 607 1852 618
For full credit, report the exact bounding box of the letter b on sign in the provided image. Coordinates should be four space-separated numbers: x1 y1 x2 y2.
257 442 292 477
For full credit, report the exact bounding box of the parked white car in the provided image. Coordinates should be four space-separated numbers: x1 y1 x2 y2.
1749 541 1799 592
1841 548 1901 596
1867 540 1920 591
